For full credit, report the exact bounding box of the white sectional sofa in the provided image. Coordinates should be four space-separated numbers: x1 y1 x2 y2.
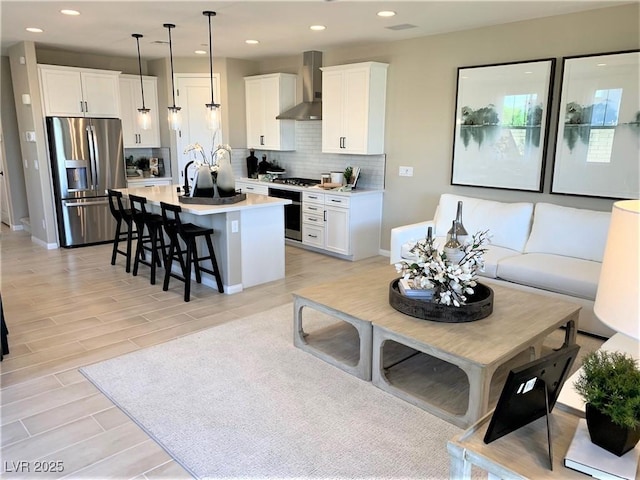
390 193 614 338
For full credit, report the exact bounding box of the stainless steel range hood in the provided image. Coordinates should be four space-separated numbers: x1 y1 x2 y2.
276 51 322 121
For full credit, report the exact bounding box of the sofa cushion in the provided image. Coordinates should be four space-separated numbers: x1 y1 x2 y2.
434 194 534 252
497 253 600 300
525 203 610 262
477 245 522 279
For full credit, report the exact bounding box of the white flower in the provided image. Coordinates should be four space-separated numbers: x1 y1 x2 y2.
395 229 490 307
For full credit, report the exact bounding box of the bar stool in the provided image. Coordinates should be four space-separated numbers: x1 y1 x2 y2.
107 189 136 273
160 201 224 302
129 194 167 285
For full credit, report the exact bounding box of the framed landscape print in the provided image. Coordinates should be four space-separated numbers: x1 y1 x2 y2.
551 50 640 199
451 59 555 192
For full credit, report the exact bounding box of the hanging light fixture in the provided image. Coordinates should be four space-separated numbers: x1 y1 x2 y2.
203 11 221 133
164 23 181 131
132 33 151 130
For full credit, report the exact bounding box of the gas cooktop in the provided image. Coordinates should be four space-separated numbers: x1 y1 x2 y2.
272 177 321 187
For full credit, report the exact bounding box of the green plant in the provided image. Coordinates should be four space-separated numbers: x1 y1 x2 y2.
344 166 353 183
574 350 640 429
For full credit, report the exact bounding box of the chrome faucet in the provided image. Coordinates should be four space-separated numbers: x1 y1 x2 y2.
183 160 194 195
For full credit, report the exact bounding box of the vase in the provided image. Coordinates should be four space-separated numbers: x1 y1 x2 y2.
585 403 640 456
215 146 236 197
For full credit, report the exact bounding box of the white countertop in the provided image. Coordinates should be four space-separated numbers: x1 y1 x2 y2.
237 177 384 196
118 184 291 216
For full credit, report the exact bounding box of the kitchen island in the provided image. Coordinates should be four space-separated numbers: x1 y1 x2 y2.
118 184 291 294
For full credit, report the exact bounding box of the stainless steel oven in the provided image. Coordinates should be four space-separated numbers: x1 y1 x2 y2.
268 187 302 241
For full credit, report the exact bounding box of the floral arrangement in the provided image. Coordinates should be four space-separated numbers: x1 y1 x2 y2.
395 229 490 306
183 143 232 174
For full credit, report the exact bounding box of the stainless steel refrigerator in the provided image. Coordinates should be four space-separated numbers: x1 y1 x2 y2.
47 117 126 247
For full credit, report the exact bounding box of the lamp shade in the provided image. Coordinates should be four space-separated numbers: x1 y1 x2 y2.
594 199 640 340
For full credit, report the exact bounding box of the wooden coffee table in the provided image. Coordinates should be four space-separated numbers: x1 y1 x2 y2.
293 266 579 428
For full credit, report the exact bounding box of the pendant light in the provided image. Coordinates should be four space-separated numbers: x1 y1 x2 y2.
132 34 151 130
203 11 221 133
164 23 181 131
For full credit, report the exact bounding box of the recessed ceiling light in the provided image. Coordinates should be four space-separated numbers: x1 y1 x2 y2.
310 25 326 31
195 50 207 55
246 39 259 45
597 63 607 67
377 11 396 17
26 27 43 33
60 9 80 16
524 71 533 74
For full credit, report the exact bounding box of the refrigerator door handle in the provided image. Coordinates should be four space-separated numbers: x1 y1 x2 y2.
86 125 98 191
63 199 109 207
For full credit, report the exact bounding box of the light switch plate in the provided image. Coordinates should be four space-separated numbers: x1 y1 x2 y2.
399 166 413 177
25 131 36 142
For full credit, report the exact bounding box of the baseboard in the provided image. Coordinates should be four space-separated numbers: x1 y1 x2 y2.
378 248 390 258
31 235 58 250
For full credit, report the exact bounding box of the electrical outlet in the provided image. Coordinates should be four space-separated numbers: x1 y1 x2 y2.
399 166 413 177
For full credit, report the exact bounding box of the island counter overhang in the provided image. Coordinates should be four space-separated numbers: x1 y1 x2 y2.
117 184 292 294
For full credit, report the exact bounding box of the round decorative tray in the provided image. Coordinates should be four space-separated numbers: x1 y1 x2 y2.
389 278 493 323
179 192 247 205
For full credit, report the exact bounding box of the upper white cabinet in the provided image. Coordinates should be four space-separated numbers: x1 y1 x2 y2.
321 62 388 155
38 65 121 118
244 73 296 151
119 74 160 148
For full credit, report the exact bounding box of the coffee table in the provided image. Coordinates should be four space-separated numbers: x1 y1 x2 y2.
293 266 579 428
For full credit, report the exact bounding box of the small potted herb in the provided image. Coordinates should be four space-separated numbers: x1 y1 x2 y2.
574 350 640 456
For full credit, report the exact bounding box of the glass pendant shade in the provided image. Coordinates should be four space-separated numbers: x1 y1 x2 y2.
206 103 221 132
203 11 222 136
164 23 181 131
137 108 151 130
168 106 182 131
132 33 152 131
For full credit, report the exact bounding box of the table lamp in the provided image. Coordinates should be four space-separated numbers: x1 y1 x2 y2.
593 200 640 341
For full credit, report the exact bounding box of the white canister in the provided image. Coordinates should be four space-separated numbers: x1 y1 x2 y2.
330 171 344 184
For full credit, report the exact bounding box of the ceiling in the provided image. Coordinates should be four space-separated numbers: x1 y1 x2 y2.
0 1 629 61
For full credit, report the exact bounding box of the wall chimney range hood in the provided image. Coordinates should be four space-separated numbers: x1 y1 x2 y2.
276 51 323 121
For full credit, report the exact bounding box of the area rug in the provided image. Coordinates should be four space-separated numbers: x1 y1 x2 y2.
80 303 463 479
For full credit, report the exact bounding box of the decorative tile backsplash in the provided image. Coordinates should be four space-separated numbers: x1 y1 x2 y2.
230 121 386 190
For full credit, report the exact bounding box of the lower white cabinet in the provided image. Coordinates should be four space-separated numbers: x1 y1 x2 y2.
127 177 173 188
236 181 269 195
302 191 382 260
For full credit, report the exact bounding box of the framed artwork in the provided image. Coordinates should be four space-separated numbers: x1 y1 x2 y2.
451 59 555 192
551 50 640 199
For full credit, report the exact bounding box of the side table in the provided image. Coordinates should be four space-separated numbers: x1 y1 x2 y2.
447 409 615 479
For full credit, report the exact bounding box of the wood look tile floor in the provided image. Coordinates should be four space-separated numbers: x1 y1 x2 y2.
0 226 387 479
0 226 603 479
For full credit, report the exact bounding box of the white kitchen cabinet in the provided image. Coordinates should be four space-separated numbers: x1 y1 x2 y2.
324 195 350 255
236 180 269 196
321 62 388 155
302 190 382 260
244 73 296 151
119 74 160 148
127 177 173 187
38 65 121 118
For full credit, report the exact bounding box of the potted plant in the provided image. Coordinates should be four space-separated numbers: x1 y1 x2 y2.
574 350 640 456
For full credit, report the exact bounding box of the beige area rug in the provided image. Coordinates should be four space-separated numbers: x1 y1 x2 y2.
80 304 466 479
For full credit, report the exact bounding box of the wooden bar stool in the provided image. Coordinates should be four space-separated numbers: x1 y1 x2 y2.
160 202 224 302
107 189 137 273
129 194 167 285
